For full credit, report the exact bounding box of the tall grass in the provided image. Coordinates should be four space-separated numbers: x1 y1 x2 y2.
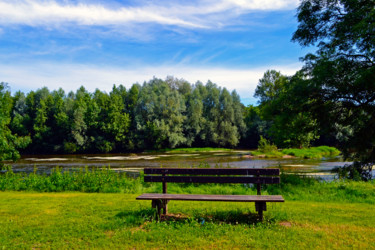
1 167 374 204
0 167 145 193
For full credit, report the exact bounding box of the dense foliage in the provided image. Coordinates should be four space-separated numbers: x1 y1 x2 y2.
0 78 248 158
292 0 375 164
254 70 320 148
253 0 375 179
293 0 375 179
0 84 31 162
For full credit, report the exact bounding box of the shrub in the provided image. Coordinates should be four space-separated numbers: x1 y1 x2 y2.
257 136 278 153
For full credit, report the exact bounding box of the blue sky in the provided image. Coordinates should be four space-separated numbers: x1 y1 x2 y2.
0 0 311 105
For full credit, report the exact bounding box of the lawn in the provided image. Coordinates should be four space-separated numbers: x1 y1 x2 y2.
1 191 374 249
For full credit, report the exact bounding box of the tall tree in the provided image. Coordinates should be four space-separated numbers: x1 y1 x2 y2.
292 0 375 166
66 87 91 152
185 83 205 146
106 85 130 151
30 87 57 152
231 90 247 142
124 84 140 150
217 88 239 147
10 91 30 137
255 70 319 148
135 78 186 149
0 83 30 161
200 81 221 146
243 105 269 149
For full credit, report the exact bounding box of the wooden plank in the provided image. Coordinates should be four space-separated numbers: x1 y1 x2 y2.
144 175 280 184
136 193 285 202
144 168 280 176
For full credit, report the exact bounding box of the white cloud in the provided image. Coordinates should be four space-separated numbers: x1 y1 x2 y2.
0 1 204 28
225 0 299 10
0 0 299 30
0 61 301 105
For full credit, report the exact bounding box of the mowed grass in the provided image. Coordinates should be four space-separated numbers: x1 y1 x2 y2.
1 191 375 249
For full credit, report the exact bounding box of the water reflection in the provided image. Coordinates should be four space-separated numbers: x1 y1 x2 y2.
5 150 353 180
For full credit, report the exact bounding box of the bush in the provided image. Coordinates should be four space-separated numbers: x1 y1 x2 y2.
257 136 278 153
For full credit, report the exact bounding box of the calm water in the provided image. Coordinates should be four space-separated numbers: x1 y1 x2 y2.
5 150 351 180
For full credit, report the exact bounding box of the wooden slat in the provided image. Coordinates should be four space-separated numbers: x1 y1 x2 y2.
144 175 280 184
136 193 284 202
144 168 280 176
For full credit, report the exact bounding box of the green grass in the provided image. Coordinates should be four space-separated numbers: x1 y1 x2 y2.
0 167 145 193
1 168 375 206
250 149 284 158
282 146 341 159
0 190 374 249
0 170 374 248
250 146 341 159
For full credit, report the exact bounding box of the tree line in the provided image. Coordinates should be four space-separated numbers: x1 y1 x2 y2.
0 77 253 158
0 71 342 160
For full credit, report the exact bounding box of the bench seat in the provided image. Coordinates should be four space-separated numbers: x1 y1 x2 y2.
137 193 284 202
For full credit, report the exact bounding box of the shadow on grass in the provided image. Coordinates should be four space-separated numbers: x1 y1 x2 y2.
116 208 156 225
196 210 274 225
116 208 278 226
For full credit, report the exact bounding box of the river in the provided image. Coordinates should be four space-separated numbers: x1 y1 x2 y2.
4 150 351 180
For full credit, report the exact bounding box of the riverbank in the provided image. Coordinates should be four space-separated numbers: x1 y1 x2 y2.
149 147 234 153
147 146 341 159
250 146 341 159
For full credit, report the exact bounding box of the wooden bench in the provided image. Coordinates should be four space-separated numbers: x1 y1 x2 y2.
136 168 284 221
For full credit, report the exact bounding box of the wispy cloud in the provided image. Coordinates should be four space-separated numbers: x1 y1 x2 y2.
0 0 299 31
224 0 299 11
0 1 205 28
0 61 301 105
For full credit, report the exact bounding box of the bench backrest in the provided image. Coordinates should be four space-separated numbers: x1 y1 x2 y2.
143 168 280 195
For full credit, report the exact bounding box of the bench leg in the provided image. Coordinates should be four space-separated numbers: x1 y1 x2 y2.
151 199 168 220
255 202 267 222
152 200 162 220
163 200 168 215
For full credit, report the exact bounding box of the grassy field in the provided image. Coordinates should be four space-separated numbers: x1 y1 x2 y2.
0 171 374 248
0 191 374 249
